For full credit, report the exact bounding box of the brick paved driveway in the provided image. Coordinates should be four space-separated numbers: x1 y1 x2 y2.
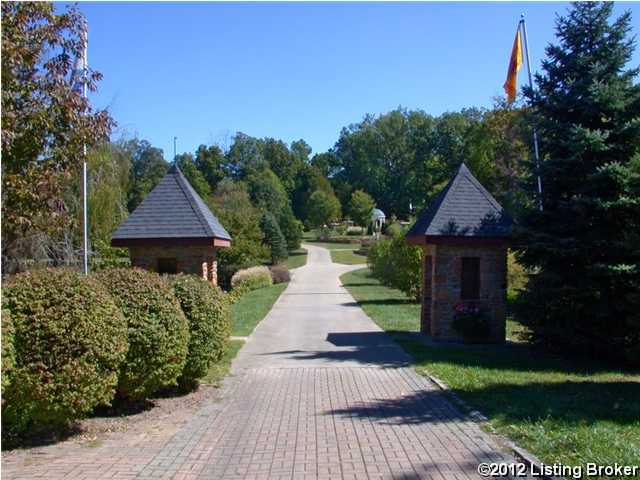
3 244 518 480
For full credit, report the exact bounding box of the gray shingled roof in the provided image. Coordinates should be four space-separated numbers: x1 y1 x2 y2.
406 163 512 239
112 164 231 242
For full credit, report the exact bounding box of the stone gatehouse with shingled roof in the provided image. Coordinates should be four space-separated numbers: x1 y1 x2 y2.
406 163 512 343
111 164 231 285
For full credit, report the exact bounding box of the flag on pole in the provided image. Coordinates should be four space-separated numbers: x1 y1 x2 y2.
503 26 523 103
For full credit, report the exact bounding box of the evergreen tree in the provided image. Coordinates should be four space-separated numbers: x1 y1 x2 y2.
260 212 288 264
515 2 640 364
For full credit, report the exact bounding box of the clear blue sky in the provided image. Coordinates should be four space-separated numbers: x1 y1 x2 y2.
70 1 639 160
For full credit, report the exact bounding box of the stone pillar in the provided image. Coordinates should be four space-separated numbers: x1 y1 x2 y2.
421 247 434 335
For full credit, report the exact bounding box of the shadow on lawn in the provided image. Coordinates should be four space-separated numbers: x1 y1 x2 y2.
394 332 640 376
326 379 640 426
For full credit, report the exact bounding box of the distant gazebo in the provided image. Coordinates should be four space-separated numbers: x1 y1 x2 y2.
111 164 231 285
406 163 512 343
371 208 386 239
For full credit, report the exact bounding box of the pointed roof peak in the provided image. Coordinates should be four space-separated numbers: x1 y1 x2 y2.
111 166 231 244
406 163 512 240
458 162 470 173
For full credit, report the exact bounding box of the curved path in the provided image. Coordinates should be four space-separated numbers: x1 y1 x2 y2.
139 244 514 479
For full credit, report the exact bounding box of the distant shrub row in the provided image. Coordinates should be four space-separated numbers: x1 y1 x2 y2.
2 268 230 435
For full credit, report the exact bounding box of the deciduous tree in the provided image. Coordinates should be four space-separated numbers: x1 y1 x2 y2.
2 2 114 271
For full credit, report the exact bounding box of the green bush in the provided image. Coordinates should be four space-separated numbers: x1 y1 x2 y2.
260 212 288 264
269 264 291 284
1 309 15 399
507 250 528 300
278 209 303 251
2 269 128 432
171 275 231 388
367 235 421 300
96 268 189 401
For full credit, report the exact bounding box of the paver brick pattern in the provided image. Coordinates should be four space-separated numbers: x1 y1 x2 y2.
2 244 518 480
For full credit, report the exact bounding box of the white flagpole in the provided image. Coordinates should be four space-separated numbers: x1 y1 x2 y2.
82 23 89 274
520 14 543 211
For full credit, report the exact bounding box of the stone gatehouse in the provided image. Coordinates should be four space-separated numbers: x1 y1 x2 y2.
406 163 512 343
111 164 231 285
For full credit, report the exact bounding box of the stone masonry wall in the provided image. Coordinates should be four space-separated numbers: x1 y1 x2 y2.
423 243 507 343
129 245 218 286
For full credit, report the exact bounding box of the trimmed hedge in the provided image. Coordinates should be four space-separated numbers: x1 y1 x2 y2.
96 268 189 401
171 275 231 388
269 264 291 284
2 269 128 432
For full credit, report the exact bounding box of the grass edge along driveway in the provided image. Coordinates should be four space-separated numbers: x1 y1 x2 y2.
203 282 288 384
231 282 288 337
340 267 640 480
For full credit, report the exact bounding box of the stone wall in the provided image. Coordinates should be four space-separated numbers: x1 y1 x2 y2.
129 245 218 286
421 243 507 343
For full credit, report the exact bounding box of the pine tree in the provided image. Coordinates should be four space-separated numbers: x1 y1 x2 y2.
260 213 289 265
515 2 640 364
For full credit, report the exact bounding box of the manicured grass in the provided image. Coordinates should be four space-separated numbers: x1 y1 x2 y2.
340 267 419 332
231 283 288 336
285 248 308 269
331 248 367 265
304 241 367 265
341 267 640 478
200 340 244 386
304 241 360 250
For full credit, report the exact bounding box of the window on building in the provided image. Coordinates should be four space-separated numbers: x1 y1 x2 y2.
461 257 480 300
157 258 177 275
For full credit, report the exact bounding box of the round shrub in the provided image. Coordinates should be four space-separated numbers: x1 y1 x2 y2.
171 275 231 388
269 264 291 284
2 269 128 432
96 268 189 401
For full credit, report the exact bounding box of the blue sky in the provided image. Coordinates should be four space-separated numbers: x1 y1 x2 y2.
72 1 640 160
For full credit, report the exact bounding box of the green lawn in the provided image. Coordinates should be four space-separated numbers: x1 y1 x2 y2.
304 241 359 250
341 267 640 478
231 282 288 336
304 241 368 265
341 267 419 331
331 248 367 265
285 248 308 269
200 340 244 386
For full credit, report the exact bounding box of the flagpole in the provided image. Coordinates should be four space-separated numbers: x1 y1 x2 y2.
82 23 89 275
520 14 543 211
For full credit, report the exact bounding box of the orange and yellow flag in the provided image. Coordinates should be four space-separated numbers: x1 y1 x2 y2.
503 27 523 103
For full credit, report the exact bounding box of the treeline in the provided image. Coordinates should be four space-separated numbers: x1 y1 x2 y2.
1 3 532 276
78 102 532 274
